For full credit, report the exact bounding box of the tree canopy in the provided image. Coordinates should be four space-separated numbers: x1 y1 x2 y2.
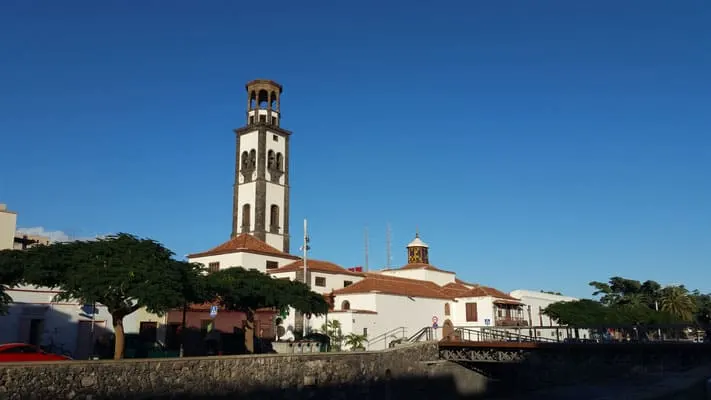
205 267 329 352
543 276 708 328
0 249 26 315
18 233 206 359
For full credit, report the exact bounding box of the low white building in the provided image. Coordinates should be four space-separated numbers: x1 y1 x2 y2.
0 285 165 359
183 231 586 348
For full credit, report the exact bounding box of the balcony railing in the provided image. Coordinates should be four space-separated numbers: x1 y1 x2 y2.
495 317 528 327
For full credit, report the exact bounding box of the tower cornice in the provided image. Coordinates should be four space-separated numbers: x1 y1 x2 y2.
234 124 292 137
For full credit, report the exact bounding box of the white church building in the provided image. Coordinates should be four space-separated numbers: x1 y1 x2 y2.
185 78 582 349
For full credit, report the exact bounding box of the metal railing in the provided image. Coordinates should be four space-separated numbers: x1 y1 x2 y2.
407 327 434 343
453 327 558 343
367 327 407 350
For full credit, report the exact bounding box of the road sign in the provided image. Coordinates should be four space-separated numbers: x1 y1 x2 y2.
484 318 490 326
432 322 439 329
209 305 218 318
432 316 439 324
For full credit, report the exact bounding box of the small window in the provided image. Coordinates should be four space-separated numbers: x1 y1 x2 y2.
465 302 478 322
273 134 278 141
272 117 278 125
341 301 350 310
249 116 254 125
363 327 368 336
344 281 353 287
259 115 266 123
444 303 451 316
315 277 326 287
266 261 279 270
208 262 220 273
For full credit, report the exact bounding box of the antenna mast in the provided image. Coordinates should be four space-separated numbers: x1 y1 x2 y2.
364 227 369 272
386 223 392 268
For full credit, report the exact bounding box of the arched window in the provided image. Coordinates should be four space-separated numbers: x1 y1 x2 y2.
270 91 277 109
258 90 269 108
444 303 450 316
276 153 283 171
249 149 256 168
267 150 275 169
241 151 250 169
270 205 280 232
341 301 350 311
241 204 251 232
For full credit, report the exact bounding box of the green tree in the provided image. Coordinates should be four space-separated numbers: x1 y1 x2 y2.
543 299 609 325
319 319 344 351
0 249 27 315
660 285 696 322
205 267 329 353
343 332 368 351
21 233 204 359
691 290 711 325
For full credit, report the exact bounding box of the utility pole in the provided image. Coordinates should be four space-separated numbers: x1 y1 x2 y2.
300 219 311 336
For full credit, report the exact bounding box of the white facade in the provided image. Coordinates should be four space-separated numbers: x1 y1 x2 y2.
509 289 578 327
0 285 166 359
0 204 17 250
381 268 456 286
188 251 296 274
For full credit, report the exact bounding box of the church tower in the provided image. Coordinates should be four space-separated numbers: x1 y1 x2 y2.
231 79 290 253
406 233 429 264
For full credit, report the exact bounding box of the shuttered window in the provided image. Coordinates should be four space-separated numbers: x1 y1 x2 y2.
465 302 478 322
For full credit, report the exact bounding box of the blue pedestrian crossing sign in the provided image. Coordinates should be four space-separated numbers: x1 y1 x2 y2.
210 305 218 318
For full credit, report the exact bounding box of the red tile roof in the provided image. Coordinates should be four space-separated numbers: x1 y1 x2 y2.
441 282 472 297
332 273 453 300
455 278 477 287
457 286 521 302
187 234 299 259
268 259 365 276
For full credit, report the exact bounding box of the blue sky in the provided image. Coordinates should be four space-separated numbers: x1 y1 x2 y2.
1 0 709 299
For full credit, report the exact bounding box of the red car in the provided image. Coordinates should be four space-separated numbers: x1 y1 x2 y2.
0 343 72 362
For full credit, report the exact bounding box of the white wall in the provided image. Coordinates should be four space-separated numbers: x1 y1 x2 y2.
0 206 17 250
248 109 279 123
0 285 166 358
266 129 286 186
380 268 455 286
309 272 364 294
189 252 295 274
450 296 496 328
331 292 446 349
509 289 578 327
237 130 258 183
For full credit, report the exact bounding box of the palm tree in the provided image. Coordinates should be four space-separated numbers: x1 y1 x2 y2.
318 320 343 351
343 333 368 351
660 285 697 322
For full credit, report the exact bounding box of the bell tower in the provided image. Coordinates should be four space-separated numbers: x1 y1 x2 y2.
406 233 429 264
231 79 291 253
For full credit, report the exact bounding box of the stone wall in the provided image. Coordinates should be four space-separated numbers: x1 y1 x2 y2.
0 342 441 399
